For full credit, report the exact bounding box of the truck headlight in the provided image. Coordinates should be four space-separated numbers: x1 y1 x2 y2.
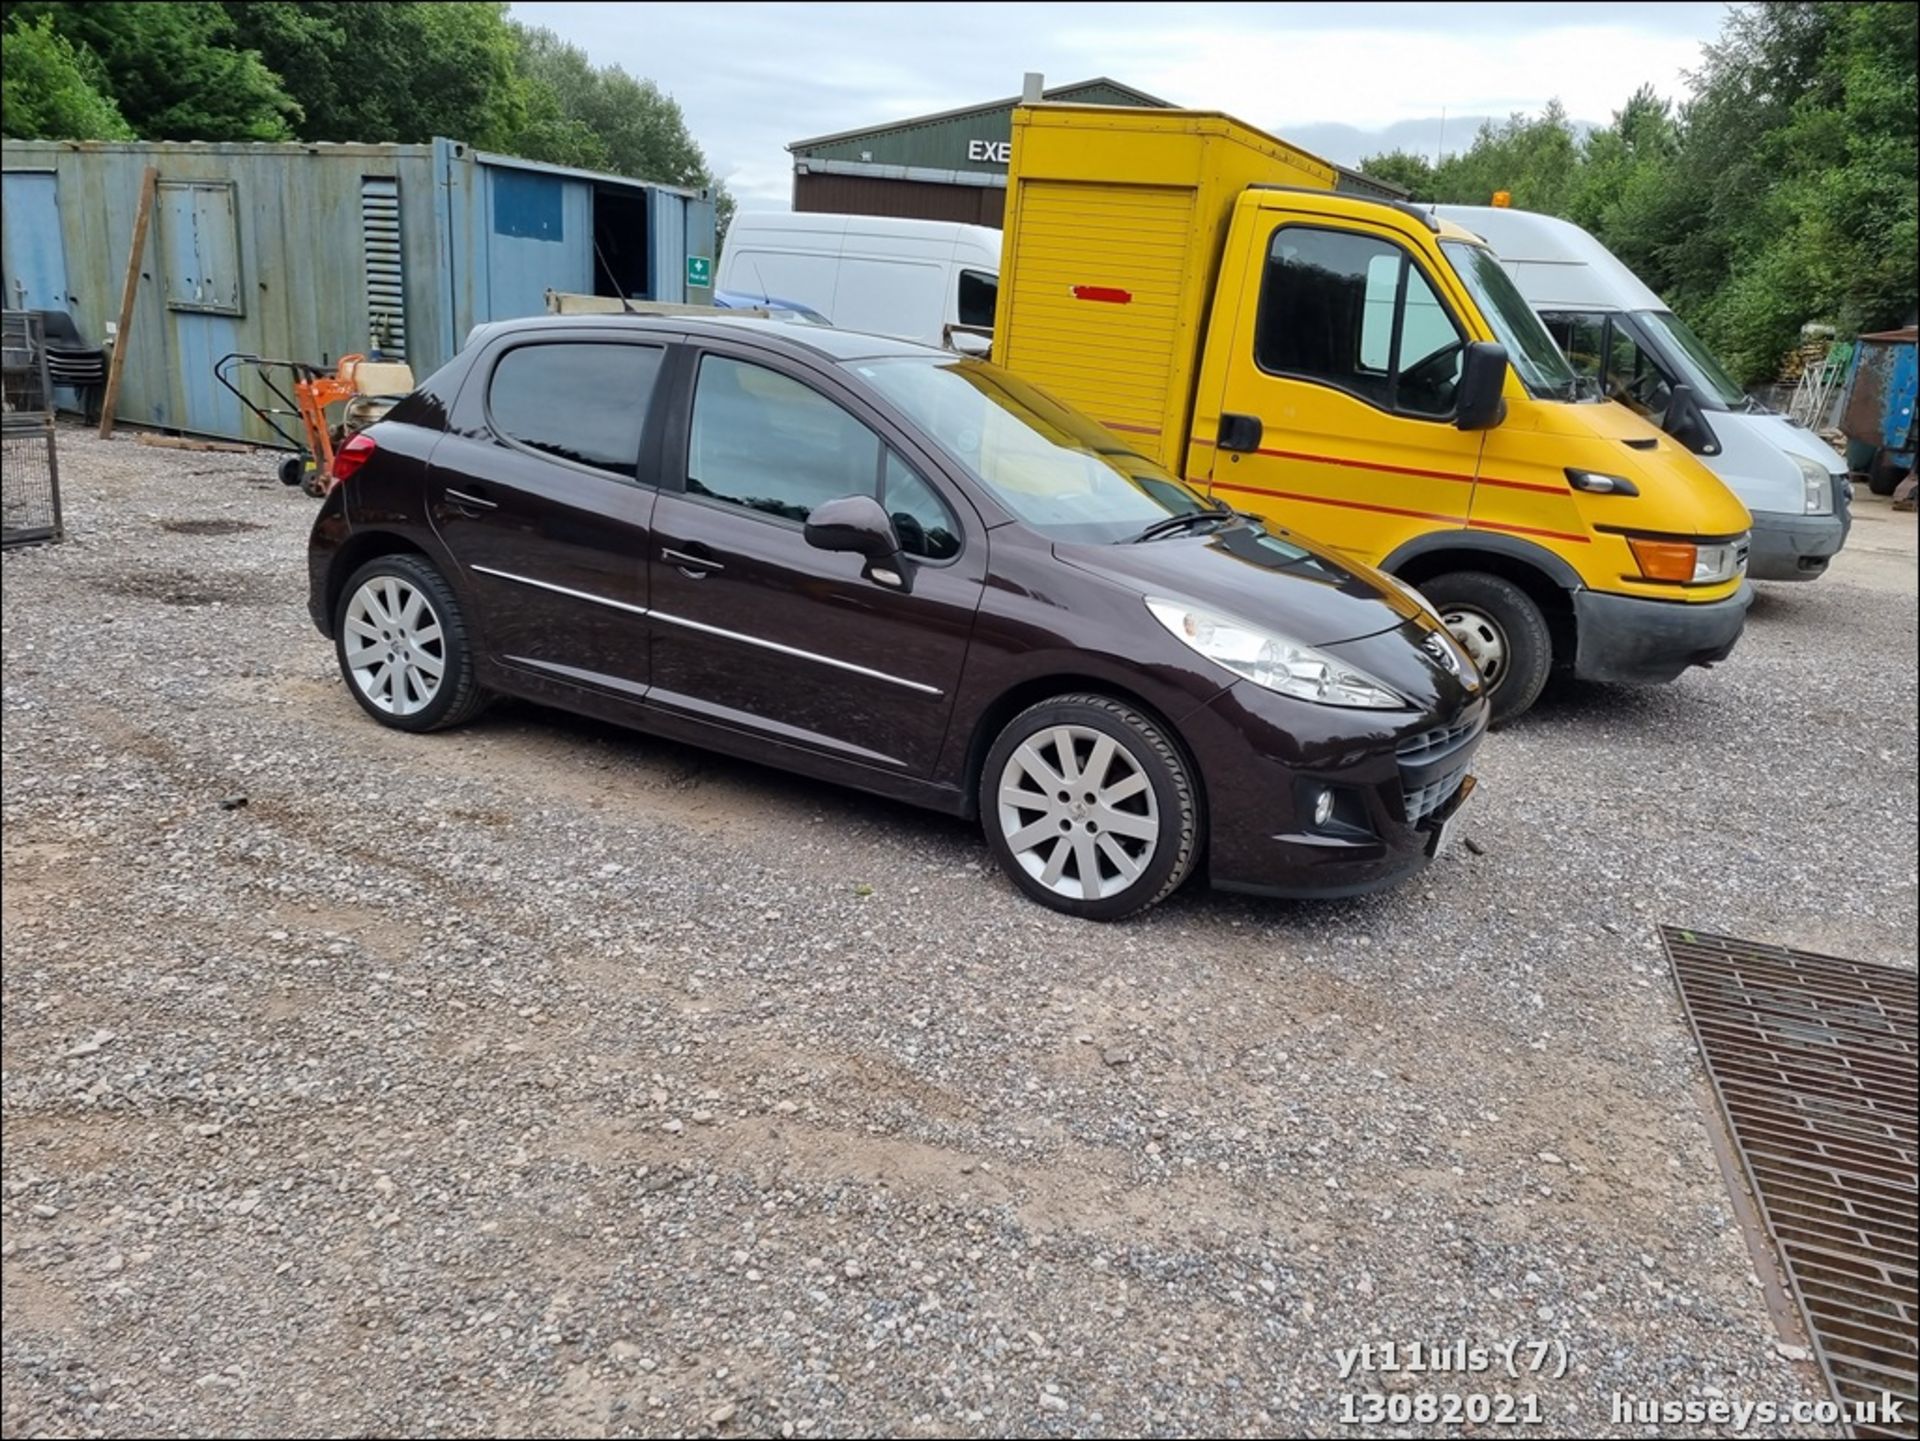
1627 535 1749 584
1146 598 1408 709
1794 454 1835 515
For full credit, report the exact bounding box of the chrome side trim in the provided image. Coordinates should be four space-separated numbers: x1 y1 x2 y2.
470 565 649 617
506 655 649 699
650 609 943 696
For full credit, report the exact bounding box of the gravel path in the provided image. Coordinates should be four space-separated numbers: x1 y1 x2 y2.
4 426 1913 1437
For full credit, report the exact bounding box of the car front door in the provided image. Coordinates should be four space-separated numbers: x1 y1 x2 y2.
1209 214 1486 563
645 345 985 777
428 335 669 700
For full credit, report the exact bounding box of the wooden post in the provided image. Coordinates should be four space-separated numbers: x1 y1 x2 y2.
97 165 159 440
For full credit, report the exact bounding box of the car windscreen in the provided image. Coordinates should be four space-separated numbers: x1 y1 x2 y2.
1633 310 1747 410
1441 241 1579 399
850 356 1214 544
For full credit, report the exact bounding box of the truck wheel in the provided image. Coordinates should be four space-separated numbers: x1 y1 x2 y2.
1416 571 1552 727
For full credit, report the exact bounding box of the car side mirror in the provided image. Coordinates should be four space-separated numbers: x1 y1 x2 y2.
1662 383 1721 456
1455 342 1510 431
805 494 911 591
948 330 992 358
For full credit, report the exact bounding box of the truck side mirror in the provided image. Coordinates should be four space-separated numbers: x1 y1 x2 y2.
1662 384 1721 456
1455 342 1509 431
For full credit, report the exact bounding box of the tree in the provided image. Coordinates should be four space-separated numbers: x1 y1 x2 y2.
1357 150 1435 201
6 1 297 140
222 1 528 151
0 14 134 139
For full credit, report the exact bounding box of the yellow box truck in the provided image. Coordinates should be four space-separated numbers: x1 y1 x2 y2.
996 105 1754 724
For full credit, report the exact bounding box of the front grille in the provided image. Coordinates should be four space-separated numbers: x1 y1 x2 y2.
1396 713 1480 764
1396 708 1484 826
1403 768 1467 825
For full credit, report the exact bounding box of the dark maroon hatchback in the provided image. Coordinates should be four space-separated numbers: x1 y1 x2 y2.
309 316 1486 918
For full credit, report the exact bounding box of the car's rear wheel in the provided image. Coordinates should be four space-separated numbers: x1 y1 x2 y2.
1417 570 1551 727
980 694 1198 920
334 554 490 733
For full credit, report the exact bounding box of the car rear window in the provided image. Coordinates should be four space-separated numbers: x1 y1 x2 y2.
487 342 665 478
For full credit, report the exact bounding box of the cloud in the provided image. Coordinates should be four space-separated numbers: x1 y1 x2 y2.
508 1 1723 208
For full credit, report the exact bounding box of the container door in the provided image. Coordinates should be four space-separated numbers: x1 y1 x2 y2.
0 172 70 313
649 189 686 303
1208 215 1483 563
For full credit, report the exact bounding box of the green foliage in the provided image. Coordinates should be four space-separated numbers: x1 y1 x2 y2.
2 2 733 239
1359 2 1917 383
0 13 134 139
6 1 297 140
222 2 527 150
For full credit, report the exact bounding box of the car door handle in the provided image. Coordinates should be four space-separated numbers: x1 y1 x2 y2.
662 545 724 576
444 488 498 516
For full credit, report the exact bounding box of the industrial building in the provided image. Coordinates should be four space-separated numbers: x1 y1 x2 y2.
788 77 1404 227
0 138 715 443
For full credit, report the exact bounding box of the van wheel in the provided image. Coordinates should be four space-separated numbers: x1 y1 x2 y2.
980 694 1199 921
1417 571 1551 727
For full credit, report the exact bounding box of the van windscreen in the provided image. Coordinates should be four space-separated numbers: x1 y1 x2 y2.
1441 242 1579 400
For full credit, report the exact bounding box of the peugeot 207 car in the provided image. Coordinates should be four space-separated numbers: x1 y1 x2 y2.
307 317 1487 920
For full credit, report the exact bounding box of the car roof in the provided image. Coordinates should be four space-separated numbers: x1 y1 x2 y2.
465 313 939 364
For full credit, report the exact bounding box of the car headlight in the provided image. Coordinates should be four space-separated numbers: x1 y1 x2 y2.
1145 598 1408 709
1627 534 1749 584
1793 454 1835 515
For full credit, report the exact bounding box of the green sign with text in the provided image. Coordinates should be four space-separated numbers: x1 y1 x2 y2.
687 255 712 288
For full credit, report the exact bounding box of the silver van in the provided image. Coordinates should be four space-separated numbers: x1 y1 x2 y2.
1433 206 1850 582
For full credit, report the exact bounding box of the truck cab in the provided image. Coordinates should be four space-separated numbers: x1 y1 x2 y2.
996 105 1753 723
1432 205 1851 582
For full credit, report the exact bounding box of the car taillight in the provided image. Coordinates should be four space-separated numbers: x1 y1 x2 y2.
332 432 377 484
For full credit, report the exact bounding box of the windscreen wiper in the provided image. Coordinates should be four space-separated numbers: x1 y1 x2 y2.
1126 509 1236 544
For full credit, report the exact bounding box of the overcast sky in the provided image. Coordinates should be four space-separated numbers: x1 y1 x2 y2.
508 1 1734 209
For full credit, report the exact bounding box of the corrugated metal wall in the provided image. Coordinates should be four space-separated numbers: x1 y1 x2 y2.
1 139 717 444
1 139 441 443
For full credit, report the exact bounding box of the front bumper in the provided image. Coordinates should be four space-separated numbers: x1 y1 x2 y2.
1572 582 1753 685
1188 681 1489 899
1747 483 1851 581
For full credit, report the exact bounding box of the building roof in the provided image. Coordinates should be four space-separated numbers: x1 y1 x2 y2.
788 78 1171 152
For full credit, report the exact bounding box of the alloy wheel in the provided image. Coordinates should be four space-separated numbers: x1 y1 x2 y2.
996 723 1160 901
342 575 447 717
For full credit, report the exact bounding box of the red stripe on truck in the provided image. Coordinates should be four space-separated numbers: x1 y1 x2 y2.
1071 285 1133 304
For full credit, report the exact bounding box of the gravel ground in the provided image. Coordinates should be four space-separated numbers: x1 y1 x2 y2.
4 426 1914 1439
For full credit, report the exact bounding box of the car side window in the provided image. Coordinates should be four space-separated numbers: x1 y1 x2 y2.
884 451 961 561
487 342 664 479
1256 226 1465 418
688 357 882 523
958 269 998 330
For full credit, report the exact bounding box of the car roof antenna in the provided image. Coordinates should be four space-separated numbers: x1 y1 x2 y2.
593 238 638 314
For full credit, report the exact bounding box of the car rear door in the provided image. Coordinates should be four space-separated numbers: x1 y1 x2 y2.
644 342 985 777
428 332 670 700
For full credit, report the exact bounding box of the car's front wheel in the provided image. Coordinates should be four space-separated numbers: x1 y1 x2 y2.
333 553 490 732
980 694 1199 920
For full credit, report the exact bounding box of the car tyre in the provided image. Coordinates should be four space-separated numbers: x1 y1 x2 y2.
1418 570 1551 727
334 553 490 733
980 693 1199 920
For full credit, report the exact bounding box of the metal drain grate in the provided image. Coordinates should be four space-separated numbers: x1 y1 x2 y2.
1664 927 1918 1438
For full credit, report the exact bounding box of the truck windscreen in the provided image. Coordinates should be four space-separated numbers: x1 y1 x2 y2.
1441 242 1580 400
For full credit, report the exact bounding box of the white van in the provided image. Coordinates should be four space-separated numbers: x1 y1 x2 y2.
715 212 1001 352
1433 206 1850 582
